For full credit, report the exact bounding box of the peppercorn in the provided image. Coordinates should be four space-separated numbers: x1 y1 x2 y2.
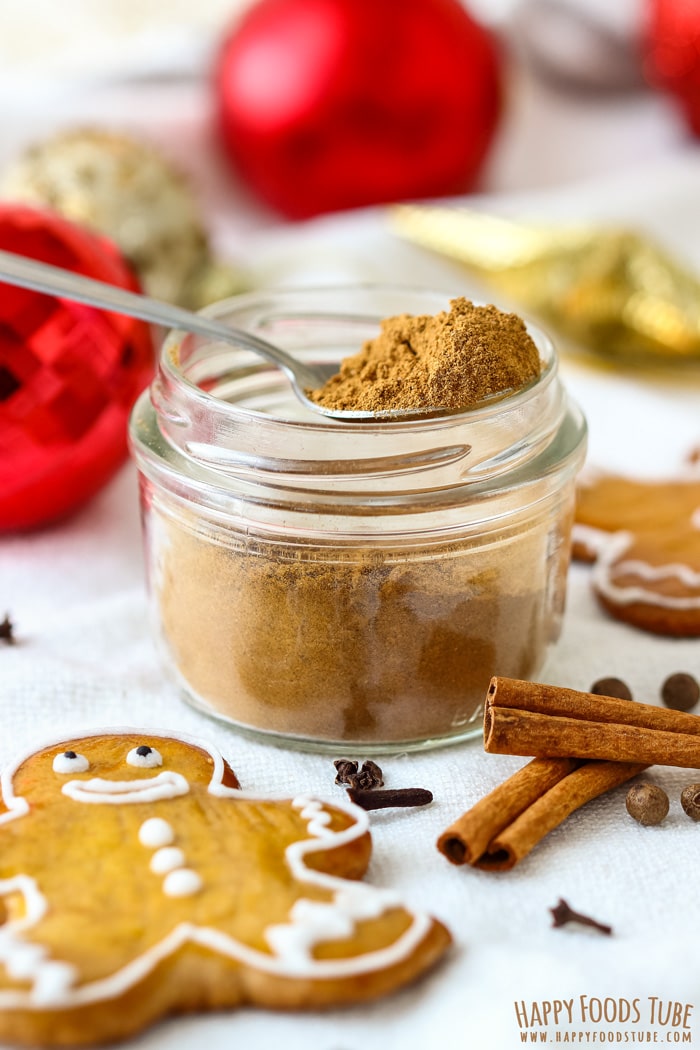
625 782 669 826
661 672 700 712
590 677 633 701
680 783 700 821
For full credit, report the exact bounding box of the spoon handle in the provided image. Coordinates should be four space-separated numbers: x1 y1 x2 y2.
0 248 320 390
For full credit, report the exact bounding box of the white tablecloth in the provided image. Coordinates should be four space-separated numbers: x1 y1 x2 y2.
2 57 700 1050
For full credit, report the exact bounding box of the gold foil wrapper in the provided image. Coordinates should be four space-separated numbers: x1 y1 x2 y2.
391 205 700 362
0 128 247 309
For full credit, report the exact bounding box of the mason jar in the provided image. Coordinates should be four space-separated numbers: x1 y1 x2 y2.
129 285 586 752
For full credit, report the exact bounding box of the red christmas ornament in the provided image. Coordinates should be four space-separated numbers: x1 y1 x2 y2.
215 0 502 219
0 206 153 532
645 0 700 135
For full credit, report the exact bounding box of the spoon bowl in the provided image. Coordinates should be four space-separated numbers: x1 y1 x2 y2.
0 249 450 422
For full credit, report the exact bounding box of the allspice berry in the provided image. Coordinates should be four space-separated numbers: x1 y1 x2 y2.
590 677 633 701
680 783 700 821
661 672 700 712
625 782 669 826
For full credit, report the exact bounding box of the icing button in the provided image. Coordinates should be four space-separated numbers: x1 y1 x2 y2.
162 868 202 897
138 817 175 849
150 847 186 875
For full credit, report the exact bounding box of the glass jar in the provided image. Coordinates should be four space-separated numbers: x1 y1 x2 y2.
129 286 586 752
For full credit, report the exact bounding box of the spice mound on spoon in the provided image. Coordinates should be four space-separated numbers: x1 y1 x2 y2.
307 297 542 417
0 248 541 422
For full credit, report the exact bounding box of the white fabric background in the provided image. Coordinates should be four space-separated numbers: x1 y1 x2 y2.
2 20 700 1049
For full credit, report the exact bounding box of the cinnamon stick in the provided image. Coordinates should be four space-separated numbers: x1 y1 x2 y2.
485 677 700 768
438 756 645 871
438 757 577 865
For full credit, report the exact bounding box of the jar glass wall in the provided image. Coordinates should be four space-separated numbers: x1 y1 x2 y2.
129 286 586 752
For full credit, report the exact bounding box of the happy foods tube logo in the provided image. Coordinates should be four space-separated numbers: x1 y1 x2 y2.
514 996 694 1043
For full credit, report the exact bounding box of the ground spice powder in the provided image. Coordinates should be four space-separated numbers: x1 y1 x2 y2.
156 520 565 745
308 297 542 412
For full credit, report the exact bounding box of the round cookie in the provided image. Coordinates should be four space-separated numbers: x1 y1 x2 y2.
0 729 450 1046
573 471 700 636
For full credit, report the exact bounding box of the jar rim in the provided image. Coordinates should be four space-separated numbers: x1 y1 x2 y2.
131 283 586 523
159 283 558 434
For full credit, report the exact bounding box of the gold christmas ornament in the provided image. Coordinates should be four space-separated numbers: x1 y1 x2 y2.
0 128 246 309
391 205 700 362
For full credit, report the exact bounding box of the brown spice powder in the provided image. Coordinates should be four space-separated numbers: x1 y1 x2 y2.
308 298 542 412
156 519 565 745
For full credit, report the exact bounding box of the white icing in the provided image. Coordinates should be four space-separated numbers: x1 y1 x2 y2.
32 961 79 1007
5 942 46 980
262 796 412 971
265 884 402 973
593 530 700 610
150 847 186 875
292 797 334 839
138 818 175 849
52 753 89 775
126 747 163 769
0 728 433 1010
571 523 610 559
265 900 355 970
162 869 203 898
0 876 77 1006
335 884 402 922
62 771 189 804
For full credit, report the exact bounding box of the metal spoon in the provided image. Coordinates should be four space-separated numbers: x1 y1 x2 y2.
0 249 446 422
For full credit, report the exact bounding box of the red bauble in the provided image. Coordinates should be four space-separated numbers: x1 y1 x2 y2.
645 0 700 135
0 206 153 531
215 0 502 219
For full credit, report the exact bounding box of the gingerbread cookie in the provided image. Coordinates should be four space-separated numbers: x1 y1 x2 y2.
573 470 700 635
0 730 450 1046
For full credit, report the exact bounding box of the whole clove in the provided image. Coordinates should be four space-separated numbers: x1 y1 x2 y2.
347 787 433 811
550 898 612 936
333 759 359 786
0 614 15 645
334 758 384 790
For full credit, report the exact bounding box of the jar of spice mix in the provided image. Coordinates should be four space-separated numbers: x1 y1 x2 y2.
129 286 586 751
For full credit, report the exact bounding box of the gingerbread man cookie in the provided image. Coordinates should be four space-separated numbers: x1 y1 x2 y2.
0 730 450 1046
573 469 700 635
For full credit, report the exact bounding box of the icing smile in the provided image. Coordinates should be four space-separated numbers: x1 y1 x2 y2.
61 772 189 804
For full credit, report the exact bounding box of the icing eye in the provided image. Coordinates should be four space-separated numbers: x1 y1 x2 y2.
126 745 163 769
52 751 90 774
